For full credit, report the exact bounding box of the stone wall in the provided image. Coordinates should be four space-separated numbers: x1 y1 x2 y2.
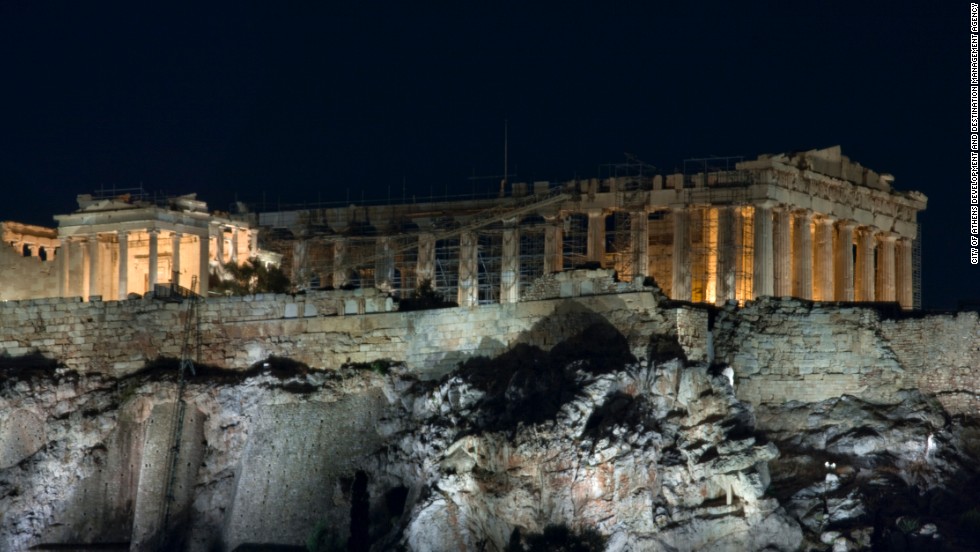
0 236 60 301
880 311 980 415
1 274 978 416
0 280 691 380
519 268 641 301
713 297 980 416
713 298 907 405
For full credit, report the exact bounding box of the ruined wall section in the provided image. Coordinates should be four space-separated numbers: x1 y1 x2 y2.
713 298 980 417
880 311 980 416
3 279 976 415
519 268 640 301
0 283 691 380
0 289 393 376
0 237 60 301
713 298 909 406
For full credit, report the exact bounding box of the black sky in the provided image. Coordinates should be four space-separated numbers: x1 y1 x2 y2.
0 3 968 308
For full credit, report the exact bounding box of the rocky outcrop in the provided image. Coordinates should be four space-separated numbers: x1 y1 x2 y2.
758 394 980 551
393 356 802 552
1 331 979 551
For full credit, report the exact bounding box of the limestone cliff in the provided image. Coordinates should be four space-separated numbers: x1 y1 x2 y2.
1 340 978 551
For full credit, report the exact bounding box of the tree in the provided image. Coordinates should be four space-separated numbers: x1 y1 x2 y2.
210 258 291 295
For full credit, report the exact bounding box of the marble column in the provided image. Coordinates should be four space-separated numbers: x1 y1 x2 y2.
792 210 813 300
876 233 897 302
671 208 691 301
215 226 225 265
375 236 394 291
171 232 182 287
148 230 159 292
543 217 563 274
586 210 605 264
71 238 86 298
500 220 519 303
59 237 71 297
630 211 649 282
118 231 129 300
230 228 239 264
417 233 435 285
715 206 735 303
732 207 748 301
855 227 876 302
458 231 478 307
896 238 913 310
332 238 348 289
197 233 209 297
752 203 774 298
772 206 792 297
834 221 856 302
87 236 100 300
812 215 835 301
101 239 114 299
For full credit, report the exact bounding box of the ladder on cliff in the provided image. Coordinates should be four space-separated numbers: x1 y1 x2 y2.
159 276 200 533
332 186 571 286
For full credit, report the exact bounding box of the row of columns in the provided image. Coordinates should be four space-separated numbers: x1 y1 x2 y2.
59 230 210 301
333 214 576 306
325 204 914 309
671 204 914 308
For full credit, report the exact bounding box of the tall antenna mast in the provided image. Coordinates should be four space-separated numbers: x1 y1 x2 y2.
500 119 509 198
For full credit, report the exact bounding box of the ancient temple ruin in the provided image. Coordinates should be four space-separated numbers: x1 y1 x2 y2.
260 146 927 309
0 191 261 301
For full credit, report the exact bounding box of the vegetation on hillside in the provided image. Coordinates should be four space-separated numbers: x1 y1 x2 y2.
209 258 290 295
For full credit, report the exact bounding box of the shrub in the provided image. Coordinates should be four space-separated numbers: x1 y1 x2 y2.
399 279 456 311
896 515 921 534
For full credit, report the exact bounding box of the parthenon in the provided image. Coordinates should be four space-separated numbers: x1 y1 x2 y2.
260 146 926 309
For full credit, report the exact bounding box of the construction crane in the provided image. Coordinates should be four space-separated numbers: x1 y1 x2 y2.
155 276 200 535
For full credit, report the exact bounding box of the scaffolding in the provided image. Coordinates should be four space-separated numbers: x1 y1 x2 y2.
682 156 751 189
562 213 589 268
605 211 632 279
307 188 570 301
648 210 672 295
913 223 922 309
518 216 547 295
433 237 460 301
476 229 502 304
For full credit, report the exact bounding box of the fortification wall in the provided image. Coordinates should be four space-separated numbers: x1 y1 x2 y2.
713 298 980 416
880 311 980 415
0 240 60 301
712 299 908 405
2 274 977 415
0 276 692 380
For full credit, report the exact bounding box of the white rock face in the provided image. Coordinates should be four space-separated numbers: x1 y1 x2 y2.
0 408 45 469
2 348 977 551
393 359 802 552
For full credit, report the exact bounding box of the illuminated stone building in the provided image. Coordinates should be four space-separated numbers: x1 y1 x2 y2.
261 146 926 309
1 192 259 301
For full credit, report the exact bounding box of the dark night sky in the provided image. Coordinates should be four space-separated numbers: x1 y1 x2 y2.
0 3 969 308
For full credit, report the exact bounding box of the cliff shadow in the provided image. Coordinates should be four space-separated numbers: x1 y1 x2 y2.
455 300 642 433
